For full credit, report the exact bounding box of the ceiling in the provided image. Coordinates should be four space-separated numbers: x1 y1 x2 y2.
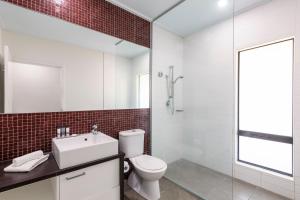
106 0 182 20
109 0 272 37
155 0 272 37
0 1 148 58
0 0 273 48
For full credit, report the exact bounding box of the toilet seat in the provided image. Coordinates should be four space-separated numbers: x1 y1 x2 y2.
130 155 167 172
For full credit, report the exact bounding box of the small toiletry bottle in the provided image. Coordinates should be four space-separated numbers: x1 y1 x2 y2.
57 128 61 138
66 127 70 137
61 127 66 137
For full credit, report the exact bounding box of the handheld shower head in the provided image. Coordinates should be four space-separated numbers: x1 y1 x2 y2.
174 76 184 83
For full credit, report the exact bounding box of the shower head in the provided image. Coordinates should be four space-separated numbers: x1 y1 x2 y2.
174 76 184 83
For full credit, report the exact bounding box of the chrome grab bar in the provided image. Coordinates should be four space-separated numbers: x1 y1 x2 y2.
65 172 86 180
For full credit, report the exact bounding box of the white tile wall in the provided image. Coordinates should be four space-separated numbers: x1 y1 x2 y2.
234 164 261 186
261 173 294 199
152 24 184 164
182 17 234 176
234 162 294 198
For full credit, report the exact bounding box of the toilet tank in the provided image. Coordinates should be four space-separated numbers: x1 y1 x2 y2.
119 129 145 158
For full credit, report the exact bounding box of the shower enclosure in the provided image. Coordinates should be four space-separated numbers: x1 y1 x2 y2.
152 0 300 199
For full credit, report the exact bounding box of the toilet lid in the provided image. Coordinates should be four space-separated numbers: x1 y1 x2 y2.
135 155 166 171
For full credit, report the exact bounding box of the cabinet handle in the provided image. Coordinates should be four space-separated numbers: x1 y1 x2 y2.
65 172 86 180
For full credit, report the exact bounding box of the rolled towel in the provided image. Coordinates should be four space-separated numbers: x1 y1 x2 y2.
5 154 49 173
12 150 44 167
124 161 130 173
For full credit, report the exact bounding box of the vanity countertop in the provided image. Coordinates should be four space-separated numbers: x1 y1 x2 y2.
0 152 125 193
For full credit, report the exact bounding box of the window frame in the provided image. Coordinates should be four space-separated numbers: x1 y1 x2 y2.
237 38 294 177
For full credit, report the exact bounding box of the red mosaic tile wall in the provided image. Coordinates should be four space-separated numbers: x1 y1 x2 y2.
1 0 151 48
0 109 150 161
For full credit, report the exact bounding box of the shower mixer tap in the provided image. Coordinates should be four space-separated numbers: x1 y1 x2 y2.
165 66 184 115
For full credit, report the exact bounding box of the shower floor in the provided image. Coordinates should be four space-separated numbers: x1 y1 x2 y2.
165 159 291 200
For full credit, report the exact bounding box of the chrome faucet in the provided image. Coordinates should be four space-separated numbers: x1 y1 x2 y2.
91 124 98 135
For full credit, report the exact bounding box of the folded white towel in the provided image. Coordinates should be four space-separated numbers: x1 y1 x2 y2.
12 150 44 167
4 154 49 173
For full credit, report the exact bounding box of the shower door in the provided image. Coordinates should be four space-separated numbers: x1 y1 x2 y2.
152 0 235 199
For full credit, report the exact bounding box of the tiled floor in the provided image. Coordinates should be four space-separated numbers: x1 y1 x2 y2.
125 159 291 200
165 159 291 200
124 178 203 200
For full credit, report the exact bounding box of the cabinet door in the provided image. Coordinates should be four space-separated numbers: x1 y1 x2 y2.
59 159 120 200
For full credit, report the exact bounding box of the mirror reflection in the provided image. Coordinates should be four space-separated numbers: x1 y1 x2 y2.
0 1 150 113
104 41 150 110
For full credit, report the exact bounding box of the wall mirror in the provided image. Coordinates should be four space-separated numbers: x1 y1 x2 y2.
0 1 150 113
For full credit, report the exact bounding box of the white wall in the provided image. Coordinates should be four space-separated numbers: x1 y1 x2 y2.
152 25 184 163
234 0 296 50
103 53 116 110
3 46 13 113
2 30 104 112
131 52 150 108
182 15 234 176
115 56 132 109
103 52 149 109
10 62 63 113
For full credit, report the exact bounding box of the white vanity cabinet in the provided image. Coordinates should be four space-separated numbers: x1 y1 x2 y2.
55 159 120 200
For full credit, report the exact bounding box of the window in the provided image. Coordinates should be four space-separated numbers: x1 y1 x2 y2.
238 39 294 176
138 74 149 108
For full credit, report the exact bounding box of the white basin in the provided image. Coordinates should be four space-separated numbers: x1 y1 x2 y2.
52 133 118 169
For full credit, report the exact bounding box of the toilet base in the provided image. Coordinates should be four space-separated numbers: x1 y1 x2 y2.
128 172 160 200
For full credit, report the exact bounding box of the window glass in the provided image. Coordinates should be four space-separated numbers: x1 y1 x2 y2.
239 136 292 174
239 40 293 136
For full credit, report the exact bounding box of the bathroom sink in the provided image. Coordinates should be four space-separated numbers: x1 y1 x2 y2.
52 133 118 169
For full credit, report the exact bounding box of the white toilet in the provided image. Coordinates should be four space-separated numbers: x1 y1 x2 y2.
119 129 167 200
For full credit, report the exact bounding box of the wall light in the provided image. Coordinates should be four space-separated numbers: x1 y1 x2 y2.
218 0 228 8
